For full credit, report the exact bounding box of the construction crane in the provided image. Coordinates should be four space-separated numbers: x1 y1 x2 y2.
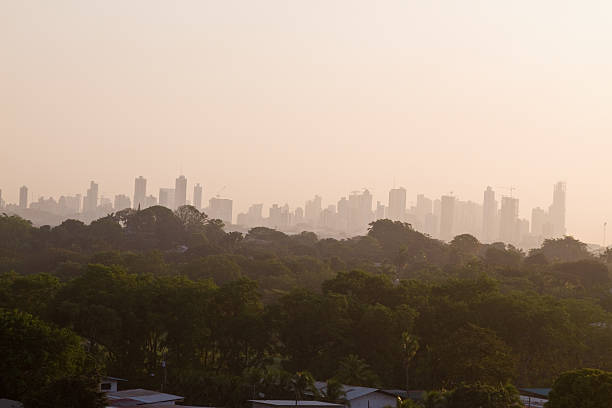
495 186 517 197
215 186 226 198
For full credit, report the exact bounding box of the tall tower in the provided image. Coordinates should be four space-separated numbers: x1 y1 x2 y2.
439 195 455 241
175 175 187 209
83 181 99 213
549 182 566 238
482 186 498 243
499 196 519 245
19 185 28 209
388 187 407 221
133 176 147 209
193 183 202 210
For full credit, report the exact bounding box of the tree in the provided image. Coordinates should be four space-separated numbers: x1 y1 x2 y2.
0 308 93 402
539 236 592 263
546 368 612 408
22 373 106 408
445 383 522 408
335 354 380 387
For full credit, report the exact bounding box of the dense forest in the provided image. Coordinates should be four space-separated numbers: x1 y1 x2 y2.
2 205 612 406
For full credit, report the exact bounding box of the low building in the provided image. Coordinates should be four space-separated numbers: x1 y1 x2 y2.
313 383 398 408
249 400 343 408
99 376 128 393
106 389 183 406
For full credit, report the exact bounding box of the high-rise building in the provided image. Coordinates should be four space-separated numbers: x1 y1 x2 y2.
174 175 187 209
114 194 131 211
482 186 498 243
293 207 304 225
208 197 232 225
348 189 373 233
269 204 282 228
159 188 175 209
388 187 406 221
99 196 113 214
305 195 322 226
549 182 566 238
531 207 548 237
144 195 157 208
439 195 455 241
19 185 28 209
193 183 202 210
82 181 98 213
58 194 81 215
499 196 519 245
133 176 147 210
375 201 386 220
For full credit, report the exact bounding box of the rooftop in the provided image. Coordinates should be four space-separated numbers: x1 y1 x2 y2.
249 400 343 407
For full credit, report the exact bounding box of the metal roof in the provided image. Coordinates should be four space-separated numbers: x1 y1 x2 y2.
107 388 183 404
314 382 382 401
249 400 343 407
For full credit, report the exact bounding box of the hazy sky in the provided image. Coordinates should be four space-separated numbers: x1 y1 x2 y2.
2 1 612 243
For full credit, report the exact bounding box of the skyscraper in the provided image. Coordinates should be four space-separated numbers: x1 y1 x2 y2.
82 181 99 213
19 185 28 209
114 194 131 211
193 183 202 210
0 189 4 208
439 195 455 241
174 175 187 209
133 176 146 210
388 187 407 221
499 196 519 245
531 207 548 237
208 197 232 224
482 186 498 243
549 182 566 238
305 195 322 226
159 188 175 209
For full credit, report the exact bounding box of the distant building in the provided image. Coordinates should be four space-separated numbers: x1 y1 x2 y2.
114 194 131 211
439 195 455 241
193 183 203 210
208 197 232 224
144 195 157 208
482 186 498 243
548 182 566 238
58 194 81 214
133 176 146 210
82 181 98 213
99 197 113 214
175 175 187 209
375 201 386 220
0 189 4 208
19 185 28 209
531 207 548 237
415 194 433 230
159 188 175 209
388 187 406 221
499 196 519 245
348 189 373 234
305 195 322 226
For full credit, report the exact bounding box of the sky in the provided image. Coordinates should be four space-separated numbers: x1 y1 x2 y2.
1 1 612 243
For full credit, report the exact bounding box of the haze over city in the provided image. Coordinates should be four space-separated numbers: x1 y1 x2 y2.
2 1 612 243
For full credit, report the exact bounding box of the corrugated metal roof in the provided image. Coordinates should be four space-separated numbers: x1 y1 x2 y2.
314 382 380 401
107 388 183 404
249 400 343 407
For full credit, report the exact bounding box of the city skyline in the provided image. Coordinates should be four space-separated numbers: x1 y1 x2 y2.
3 2 612 244
0 175 572 248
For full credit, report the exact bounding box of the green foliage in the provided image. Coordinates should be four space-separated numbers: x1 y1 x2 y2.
0 308 94 402
546 368 612 408
444 383 522 408
4 213 612 407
